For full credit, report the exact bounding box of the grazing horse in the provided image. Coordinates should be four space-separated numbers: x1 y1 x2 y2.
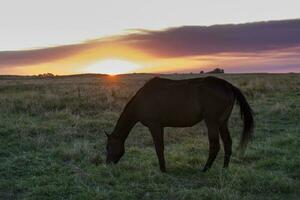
106 76 254 172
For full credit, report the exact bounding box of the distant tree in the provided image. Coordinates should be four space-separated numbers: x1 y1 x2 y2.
200 71 204 74
38 73 55 78
206 68 225 74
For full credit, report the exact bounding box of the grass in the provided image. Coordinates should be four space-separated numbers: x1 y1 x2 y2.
0 73 300 199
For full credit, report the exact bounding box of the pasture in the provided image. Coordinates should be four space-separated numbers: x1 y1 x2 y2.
0 73 299 199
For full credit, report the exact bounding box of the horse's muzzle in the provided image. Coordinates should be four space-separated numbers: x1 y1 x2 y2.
106 159 112 164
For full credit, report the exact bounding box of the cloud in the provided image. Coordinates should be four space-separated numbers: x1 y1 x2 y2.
0 39 112 68
120 19 300 57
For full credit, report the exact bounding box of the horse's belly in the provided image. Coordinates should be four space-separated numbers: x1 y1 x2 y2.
161 112 203 127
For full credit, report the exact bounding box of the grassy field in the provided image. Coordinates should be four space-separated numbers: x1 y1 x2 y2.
1 73 299 200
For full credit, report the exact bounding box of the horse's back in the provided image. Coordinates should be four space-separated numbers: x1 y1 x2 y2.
131 76 234 127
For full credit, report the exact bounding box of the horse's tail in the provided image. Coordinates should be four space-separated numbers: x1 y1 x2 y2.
231 85 254 154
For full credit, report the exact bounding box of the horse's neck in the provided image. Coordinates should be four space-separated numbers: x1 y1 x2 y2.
111 105 137 143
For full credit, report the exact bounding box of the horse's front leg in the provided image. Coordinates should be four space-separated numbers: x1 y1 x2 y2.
148 123 166 172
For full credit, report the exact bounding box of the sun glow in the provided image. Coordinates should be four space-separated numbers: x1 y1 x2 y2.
84 59 141 75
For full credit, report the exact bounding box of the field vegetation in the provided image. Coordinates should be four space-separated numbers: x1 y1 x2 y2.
0 73 299 199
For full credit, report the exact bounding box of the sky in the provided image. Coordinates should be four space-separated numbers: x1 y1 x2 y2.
1 0 300 75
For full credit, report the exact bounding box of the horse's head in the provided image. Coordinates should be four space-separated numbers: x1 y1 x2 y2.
105 132 125 164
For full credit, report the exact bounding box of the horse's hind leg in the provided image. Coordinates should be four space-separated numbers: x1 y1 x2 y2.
148 123 166 172
220 122 232 168
202 120 220 172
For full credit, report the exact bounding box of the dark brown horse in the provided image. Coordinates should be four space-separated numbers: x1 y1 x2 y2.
106 76 254 172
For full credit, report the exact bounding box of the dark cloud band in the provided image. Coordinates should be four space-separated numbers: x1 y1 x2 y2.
121 19 300 57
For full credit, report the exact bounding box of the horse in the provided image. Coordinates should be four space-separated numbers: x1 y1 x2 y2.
105 76 254 172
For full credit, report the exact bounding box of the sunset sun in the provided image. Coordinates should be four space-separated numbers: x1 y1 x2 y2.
84 59 141 75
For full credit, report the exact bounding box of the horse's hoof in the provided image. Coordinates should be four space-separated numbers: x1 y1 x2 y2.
160 168 167 173
202 166 209 172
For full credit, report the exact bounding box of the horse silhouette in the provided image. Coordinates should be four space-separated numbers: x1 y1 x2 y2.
106 76 254 172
